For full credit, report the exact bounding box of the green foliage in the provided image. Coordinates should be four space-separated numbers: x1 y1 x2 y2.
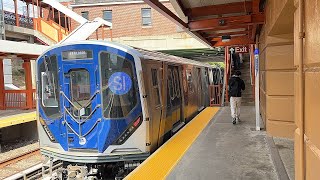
208 62 225 68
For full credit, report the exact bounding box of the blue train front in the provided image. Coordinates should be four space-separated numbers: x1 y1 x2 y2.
37 41 149 178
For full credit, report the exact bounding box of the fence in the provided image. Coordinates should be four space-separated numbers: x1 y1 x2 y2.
1 89 36 109
33 18 68 43
209 84 222 106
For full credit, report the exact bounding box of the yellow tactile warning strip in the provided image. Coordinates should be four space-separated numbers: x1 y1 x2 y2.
125 107 220 180
0 111 36 128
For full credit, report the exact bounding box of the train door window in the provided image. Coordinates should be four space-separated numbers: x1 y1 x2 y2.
173 68 181 98
167 68 175 100
151 68 161 106
186 69 194 94
39 55 60 119
208 69 214 85
100 51 137 118
69 69 91 117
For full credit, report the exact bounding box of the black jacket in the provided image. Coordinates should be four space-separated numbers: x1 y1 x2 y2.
228 75 245 97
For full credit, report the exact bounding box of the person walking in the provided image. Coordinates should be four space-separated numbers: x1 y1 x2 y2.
228 71 245 124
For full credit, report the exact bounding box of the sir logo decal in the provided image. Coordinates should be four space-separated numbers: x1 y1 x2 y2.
108 72 132 95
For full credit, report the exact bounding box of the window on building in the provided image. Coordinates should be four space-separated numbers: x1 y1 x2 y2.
141 8 152 26
103 10 112 23
81 11 89 20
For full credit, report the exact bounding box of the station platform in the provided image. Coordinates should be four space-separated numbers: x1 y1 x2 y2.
0 111 36 128
126 106 288 180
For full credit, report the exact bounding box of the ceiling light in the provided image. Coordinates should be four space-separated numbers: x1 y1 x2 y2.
222 35 231 42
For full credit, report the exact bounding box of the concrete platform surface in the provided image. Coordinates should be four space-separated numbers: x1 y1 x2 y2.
167 106 278 180
273 137 294 180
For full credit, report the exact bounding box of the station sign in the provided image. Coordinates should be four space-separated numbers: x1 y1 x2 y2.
234 46 249 53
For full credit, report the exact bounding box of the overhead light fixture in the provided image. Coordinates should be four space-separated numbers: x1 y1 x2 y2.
221 35 231 42
219 19 226 26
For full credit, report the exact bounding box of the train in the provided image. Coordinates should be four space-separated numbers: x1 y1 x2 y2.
36 41 223 179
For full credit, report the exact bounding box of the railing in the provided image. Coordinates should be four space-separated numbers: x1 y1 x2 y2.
4 11 34 29
2 89 36 110
209 84 222 106
33 18 69 42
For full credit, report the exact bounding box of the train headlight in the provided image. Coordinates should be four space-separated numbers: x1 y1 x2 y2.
113 116 142 145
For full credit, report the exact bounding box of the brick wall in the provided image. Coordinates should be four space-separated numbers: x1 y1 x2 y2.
71 2 179 39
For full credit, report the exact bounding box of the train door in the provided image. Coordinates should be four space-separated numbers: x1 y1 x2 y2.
60 56 99 150
143 61 163 152
166 65 183 134
197 67 204 110
202 68 210 107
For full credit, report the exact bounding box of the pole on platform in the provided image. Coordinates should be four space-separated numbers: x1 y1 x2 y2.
23 60 33 109
221 47 227 106
0 58 5 110
254 43 261 131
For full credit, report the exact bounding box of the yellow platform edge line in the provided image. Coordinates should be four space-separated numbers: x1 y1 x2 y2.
0 111 37 128
125 107 220 180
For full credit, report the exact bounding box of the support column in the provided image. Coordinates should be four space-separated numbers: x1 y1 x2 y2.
110 29 113 41
0 59 5 110
32 0 35 18
14 0 19 27
36 0 39 18
26 3 30 19
101 26 105 40
64 15 67 30
52 7 54 20
225 46 229 102
23 60 33 109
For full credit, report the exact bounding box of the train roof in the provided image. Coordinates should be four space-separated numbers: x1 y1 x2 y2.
46 40 213 68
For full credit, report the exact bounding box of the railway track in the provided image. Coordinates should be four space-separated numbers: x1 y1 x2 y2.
0 149 40 169
0 148 47 180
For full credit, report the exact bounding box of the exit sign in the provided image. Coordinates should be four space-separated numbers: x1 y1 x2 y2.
235 46 249 53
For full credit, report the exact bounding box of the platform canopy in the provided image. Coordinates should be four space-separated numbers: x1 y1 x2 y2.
0 40 48 59
143 0 265 47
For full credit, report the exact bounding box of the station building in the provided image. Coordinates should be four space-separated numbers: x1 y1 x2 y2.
0 0 318 179
69 0 209 51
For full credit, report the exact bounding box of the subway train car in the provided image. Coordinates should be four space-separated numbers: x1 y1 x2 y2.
36 41 221 179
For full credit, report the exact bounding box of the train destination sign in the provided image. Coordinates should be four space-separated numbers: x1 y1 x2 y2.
108 72 132 95
62 50 93 60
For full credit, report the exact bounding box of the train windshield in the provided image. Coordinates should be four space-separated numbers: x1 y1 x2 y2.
70 69 91 116
100 52 137 118
39 55 61 119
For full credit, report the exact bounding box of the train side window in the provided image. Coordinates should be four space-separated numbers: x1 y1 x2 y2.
69 69 91 117
39 55 60 119
151 69 161 106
